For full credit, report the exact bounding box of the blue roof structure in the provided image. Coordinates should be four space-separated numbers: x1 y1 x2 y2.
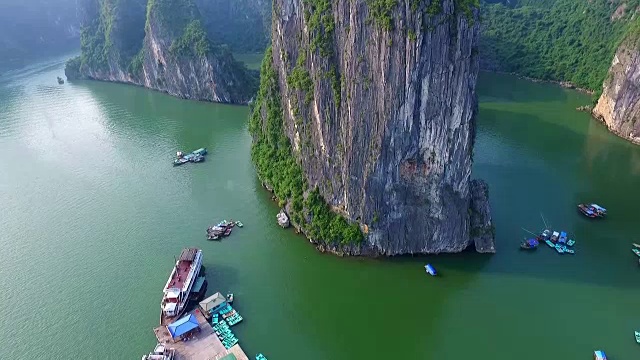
168 314 199 338
527 239 538 246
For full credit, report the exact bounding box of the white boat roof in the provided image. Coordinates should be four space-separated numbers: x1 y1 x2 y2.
552 231 560 236
163 303 177 312
165 289 180 298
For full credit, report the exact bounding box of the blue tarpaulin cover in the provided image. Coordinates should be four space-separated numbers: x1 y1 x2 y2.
527 239 539 246
168 314 199 338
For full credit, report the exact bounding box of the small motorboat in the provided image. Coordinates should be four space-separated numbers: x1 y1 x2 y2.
633 243 640 249
545 240 555 248
632 248 640 258
192 155 204 163
223 228 232 236
590 204 607 217
550 231 560 243
558 231 567 244
173 157 189 166
538 229 551 240
555 244 565 254
520 238 539 250
578 204 598 218
226 293 234 304
424 264 437 276
235 221 244 228
564 248 575 254
635 331 640 344
256 354 268 360
567 239 575 247
593 350 607 360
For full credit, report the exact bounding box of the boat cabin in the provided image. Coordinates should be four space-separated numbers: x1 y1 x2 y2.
142 343 175 360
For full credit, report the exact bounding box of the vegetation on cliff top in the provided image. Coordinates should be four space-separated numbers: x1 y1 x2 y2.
249 48 363 245
481 0 640 93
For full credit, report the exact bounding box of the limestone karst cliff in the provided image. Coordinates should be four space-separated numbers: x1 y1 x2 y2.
593 36 640 145
250 0 495 255
65 0 259 104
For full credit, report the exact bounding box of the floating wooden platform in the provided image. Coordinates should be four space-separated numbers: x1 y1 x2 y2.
153 309 248 360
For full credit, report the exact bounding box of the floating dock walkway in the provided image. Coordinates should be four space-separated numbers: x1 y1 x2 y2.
153 309 248 360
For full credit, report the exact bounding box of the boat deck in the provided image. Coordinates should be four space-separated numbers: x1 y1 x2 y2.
167 260 192 291
153 310 248 360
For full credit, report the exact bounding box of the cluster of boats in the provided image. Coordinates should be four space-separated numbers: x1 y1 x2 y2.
173 148 207 166
219 303 243 326
577 203 607 218
520 229 576 254
213 319 238 349
207 219 243 240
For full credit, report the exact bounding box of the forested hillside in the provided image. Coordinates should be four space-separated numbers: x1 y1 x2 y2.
481 0 640 93
0 0 80 70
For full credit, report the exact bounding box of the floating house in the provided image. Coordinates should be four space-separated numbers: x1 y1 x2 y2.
199 292 228 318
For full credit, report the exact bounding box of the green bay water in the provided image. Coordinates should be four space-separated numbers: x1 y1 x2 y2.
1 58 640 359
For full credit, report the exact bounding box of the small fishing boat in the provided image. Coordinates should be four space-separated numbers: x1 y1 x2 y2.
564 248 575 254
633 243 640 249
226 293 234 304
235 221 244 228
578 204 598 218
545 240 555 248
593 350 607 360
520 238 539 250
635 331 640 344
223 228 232 236
173 157 189 166
558 231 567 244
567 239 575 247
539 229 552 241
424 264 437 276
590 204 607 217
256 354 268 360
550 231 560 243
632 249 640 257
555 244 565 254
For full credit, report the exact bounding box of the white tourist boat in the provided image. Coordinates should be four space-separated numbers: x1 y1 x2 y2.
160 248 203 325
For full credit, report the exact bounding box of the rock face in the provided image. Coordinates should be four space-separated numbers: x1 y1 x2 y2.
66 0 257 105
251 0 495 255
194 0 271 53
592 38 640 145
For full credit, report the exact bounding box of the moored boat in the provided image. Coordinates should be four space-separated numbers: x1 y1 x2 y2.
227 293 234 304
593 350 607 360
554 244 565 254
558 231 567 244
538 229 552 241
142 343 175 360
635 331 640 344
520 238 539 250
160 248 203 326
545 240 555 248
550 231 560 243
235 221 243 228
578 203 607 218
632 249 640 258
424 264 437 276
567 239 575 247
